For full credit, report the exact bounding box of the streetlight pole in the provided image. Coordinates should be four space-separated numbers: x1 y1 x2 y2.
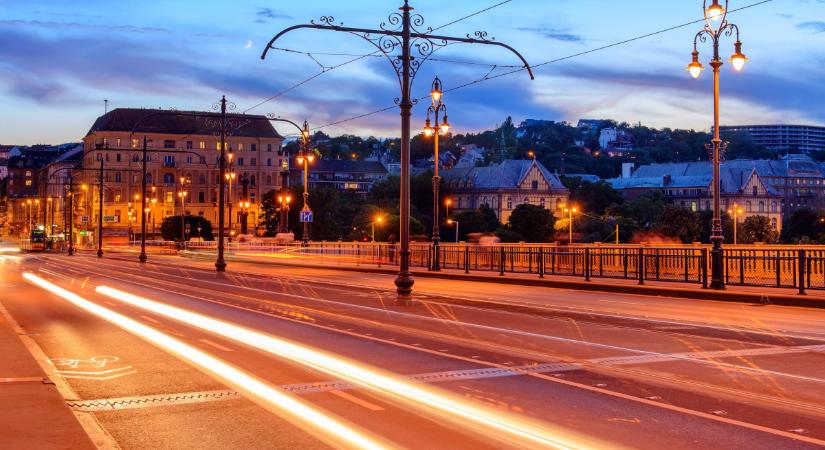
447 219 459 243
139 135 148 263
226 154 235 242
97 157 104 258
67 174 75 256
728 204 742 245
564 205 577 244
262 1 533 300
179 177 188 243
372 216 383 242
295 121 314 245
689 0 748 290
423 76 451 272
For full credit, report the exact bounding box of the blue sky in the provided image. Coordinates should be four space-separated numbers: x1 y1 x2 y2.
1 0 824 145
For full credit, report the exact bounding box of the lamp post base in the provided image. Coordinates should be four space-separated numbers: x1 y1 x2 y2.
139 253 147 263
215 259 226 272
709 237 725 290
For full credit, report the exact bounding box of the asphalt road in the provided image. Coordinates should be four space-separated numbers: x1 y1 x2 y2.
3 248 825 449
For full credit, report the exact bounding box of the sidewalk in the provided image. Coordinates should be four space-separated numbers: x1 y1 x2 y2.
179 250 825 309
0 302 95 450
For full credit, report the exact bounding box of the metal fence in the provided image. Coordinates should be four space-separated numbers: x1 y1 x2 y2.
179 241 825 294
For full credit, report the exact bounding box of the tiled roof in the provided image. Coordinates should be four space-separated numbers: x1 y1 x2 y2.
442 159 567 191
87 108 282 139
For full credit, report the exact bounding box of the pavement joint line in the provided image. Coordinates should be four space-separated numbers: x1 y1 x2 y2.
52 258 825 384
62 254 825 344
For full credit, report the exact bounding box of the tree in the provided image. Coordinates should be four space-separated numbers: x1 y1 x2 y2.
654 206 702 243
161 215 213 242
781 208 824 243
506 204 556 243
740 215 778 244
563 178 624 216
448 205 501 241
699 210 734 244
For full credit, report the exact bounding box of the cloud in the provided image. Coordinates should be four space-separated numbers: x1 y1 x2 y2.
517 27 584 43
797 21 825 33
255 8 292 22
0 19 171 34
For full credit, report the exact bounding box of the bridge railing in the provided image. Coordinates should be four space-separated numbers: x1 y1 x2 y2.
179 241 825 294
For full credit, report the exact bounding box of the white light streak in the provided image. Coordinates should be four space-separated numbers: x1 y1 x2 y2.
23 273 387 450
96 285 596 450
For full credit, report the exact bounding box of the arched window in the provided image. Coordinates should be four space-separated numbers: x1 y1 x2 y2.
163 173 174 184
771 201 778 212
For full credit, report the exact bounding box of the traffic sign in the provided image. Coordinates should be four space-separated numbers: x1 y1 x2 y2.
300 211 313 223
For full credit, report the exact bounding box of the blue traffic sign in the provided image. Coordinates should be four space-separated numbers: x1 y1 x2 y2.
300 211 313 223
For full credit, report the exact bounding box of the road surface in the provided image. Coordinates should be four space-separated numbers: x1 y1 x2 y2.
3 247 825 449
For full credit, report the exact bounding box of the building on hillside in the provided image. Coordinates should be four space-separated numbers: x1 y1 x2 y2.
455 146 486 168
441 159 569 223
598 127 634 155
606 158 825 232
720 124 825 153
291 159 388 197
82 108 284 239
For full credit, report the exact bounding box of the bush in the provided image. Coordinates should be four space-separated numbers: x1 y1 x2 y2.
161 215 213 242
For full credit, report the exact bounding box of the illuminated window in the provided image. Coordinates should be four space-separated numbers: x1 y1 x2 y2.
25 180 32 186
238 143 244 151
166 192 173 203
131 138 139 148
199 141 206 149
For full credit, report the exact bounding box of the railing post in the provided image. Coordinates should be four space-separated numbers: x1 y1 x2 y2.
464 244 470 274
638 247 645 285
584 247 591 282
799 249 807 295
499 246 505 276
701 248 708 289
739 250 745 285
538 246 544 279
377 244 382 268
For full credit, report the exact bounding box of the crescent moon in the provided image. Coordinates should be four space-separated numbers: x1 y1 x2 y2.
245 40 252 49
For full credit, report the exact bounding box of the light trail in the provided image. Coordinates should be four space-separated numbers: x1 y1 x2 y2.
22 273 389 450
96 285 600 450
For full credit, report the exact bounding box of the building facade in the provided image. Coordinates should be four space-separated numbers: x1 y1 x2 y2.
82 108 284 239
442 159 570 223
720 124 825 153
291 159 388 197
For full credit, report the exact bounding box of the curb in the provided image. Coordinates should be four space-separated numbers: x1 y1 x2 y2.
179 252 825 310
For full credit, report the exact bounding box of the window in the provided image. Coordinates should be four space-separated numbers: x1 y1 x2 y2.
132 153 140 163
771 218 777 229
186 141 193 149
267 144 272 152
166 192 173 203
523 197 529 205
266 175 272 185
759 201 765 212
531 180 539 190
25 170 31 176
250 158 257 166
25 179 32 186
116 153 121 162
199 141 206 149
146 173 153 184
691 201 697 212
746 201 752 212
116 138 122 148
771 201 778 212
507 198 513 209
251 175 256 187
238 143 244 151
186 155 193 164
198 191 205 203
164 140 175 149
237 158 244 166
164 155 175 167
752 186 758 196
199 174 206 185
114 172 122 182
131 138 139 148
540 198 545 208
267 158 272 167
114 192 122 202
163 173 174 184
250 192 256 203
251 144 257 152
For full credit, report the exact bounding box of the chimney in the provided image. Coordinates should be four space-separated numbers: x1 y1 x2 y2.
621 162 635 178
663 174 672 186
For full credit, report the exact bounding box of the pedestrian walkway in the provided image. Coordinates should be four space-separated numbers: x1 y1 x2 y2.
0 301 95 450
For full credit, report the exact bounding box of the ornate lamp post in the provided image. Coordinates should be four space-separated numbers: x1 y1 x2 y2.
689 0 748 290
422 76 451 272
262 1 533 300
295 122 314 245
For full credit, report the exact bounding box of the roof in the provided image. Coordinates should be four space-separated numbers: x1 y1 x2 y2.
442 159 568 192
565 173 602 183
86 108 282 139
306 159 388 174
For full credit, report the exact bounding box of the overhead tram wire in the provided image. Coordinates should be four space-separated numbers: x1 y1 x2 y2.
241 0 515 114
312 0 775 131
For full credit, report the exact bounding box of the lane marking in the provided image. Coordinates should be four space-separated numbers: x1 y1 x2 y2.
198 339 234 352
140 315 161 324
23 273 391 450
330 390 385 411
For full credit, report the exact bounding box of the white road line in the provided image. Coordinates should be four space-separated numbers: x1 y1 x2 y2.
330 390 384 411
198 338 234 352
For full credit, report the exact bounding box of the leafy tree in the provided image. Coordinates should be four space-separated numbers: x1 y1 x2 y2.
161 215 213 242
506 204 556 243
495 227 524 243
654 206 702 243
448 205 500 241
699 210 734 244
740 215 778 244
781 208 824 243
607 191 670 230
562 178 624 215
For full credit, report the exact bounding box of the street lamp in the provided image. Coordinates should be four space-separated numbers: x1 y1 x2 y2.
728 203 743 245
295 120 314 245
262 1 534 300
178 189 188 242
447 219 459 243
423 76 451 272
563 205 578 244
444 198 452 219
689 0 747 289
240 201 251 235
372 216 384 242
225 170 236 240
